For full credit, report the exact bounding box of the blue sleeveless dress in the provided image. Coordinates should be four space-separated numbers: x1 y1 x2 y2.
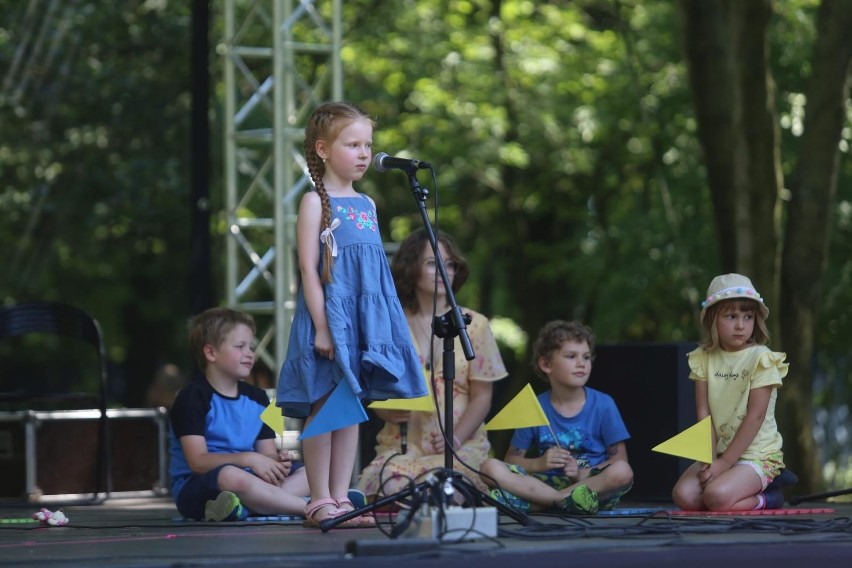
277 193 427 418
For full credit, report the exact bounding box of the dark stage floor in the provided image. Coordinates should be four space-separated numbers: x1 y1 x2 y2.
2 495 852 567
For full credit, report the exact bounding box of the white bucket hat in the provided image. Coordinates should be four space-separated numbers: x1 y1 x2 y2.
700 273 769 324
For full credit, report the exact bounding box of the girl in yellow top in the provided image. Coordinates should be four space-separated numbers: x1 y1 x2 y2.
672 273 789 511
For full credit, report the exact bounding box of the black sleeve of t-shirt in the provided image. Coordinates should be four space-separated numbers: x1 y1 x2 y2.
170 378 212 439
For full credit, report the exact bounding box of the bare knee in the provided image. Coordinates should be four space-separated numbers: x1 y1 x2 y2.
479 458 507 487
672 486 703 510
217 465 252 493
605 461 634 489
702 483 735 511
672 478 704 511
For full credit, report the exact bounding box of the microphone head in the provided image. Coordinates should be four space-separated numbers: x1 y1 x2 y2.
372 152 390 172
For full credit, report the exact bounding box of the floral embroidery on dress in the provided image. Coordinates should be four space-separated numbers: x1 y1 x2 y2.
336 206 378 231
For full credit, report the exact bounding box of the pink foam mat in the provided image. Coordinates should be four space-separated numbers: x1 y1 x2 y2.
668 507 835 516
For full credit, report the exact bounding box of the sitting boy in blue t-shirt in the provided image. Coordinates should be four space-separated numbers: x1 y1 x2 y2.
480 320 633 514
168 308 309 520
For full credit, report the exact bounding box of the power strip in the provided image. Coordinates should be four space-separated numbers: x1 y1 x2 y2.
400 506 497 541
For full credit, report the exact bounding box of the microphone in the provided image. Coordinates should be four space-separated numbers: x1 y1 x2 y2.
373 152 431 173
400 422 408 455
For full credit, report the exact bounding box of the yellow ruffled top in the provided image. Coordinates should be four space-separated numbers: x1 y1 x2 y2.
687 345 787 460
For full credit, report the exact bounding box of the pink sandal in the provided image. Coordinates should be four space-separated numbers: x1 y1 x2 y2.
335 498 376 528
302 498 344 528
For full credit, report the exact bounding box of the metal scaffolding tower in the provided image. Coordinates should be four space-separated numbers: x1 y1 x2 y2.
221 0 342 376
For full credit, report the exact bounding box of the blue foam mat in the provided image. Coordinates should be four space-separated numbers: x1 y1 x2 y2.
173 515 303 522
597 507 677 516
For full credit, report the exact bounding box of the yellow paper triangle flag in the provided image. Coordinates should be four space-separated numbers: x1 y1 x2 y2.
261 398 285 434
485 383 550 430
651 416 713 463
369 365 435 412
369 394 434 412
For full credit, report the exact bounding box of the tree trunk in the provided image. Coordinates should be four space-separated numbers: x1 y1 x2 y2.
680 0 781 313
779 0 852 493
735 0 783 315
680 0 742 274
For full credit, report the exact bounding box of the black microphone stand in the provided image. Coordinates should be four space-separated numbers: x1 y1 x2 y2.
321 164 536 533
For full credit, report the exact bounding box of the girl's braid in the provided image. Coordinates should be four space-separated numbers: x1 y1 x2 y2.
304 135 334 283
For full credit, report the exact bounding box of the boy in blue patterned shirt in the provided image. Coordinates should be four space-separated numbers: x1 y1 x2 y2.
480 320 633 514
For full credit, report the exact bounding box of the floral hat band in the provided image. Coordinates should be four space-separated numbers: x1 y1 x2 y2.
699 273 769 323
700 286 764 310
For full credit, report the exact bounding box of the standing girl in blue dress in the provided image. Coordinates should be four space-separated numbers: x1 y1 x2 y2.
278 102 426 527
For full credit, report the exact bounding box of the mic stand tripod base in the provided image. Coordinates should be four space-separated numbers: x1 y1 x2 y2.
319 469 540 533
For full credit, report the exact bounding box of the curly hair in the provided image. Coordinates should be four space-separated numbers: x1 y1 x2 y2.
531 320 595 383
303 101 375 283
188 307 256 371
390 228 469 314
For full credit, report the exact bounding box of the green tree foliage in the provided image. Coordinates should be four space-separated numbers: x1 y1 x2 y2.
348 1 715 343
0 1 196 403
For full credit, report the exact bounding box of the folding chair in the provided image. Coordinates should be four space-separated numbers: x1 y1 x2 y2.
0 301 111 502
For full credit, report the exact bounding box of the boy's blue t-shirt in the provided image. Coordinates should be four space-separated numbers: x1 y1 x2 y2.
511 387 630 473
168 375 275 498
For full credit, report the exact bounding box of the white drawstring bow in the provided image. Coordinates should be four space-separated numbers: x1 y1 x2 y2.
320 218 341 257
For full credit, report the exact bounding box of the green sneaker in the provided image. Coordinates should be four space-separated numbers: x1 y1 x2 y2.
204 491 248 522
558 485 599 515
489 488 531 513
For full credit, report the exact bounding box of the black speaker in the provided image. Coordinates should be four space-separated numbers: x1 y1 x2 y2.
592 342 697 502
